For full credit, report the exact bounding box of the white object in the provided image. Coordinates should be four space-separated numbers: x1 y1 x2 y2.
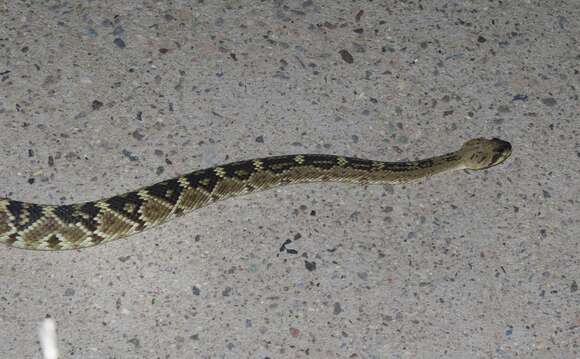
38 318 59 359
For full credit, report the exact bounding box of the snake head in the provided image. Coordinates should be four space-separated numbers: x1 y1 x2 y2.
459 138 512 170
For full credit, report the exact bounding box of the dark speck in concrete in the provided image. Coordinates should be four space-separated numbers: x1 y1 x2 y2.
255 135 264 143
505 326 513 336
333 302 342 315
339 49 354 64
192 286 201 296
305 260 316 271
121 149 139 161
113 38 126 48
541 98 557 106
92 100 103 110
222 287 232 297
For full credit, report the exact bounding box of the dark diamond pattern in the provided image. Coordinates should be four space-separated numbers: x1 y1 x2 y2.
145 179 183 204
185 170 221 193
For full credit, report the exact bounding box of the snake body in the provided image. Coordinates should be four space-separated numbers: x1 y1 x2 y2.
0 138 511 250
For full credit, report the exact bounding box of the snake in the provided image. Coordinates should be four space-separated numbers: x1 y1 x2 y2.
0 138 511 251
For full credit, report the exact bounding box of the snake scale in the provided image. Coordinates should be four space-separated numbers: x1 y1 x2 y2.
0 138 511 251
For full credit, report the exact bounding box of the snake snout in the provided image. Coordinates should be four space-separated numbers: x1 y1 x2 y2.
490 138 512 166
492 138 512 153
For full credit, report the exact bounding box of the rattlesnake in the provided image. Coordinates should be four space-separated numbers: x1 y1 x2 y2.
0 138 511 250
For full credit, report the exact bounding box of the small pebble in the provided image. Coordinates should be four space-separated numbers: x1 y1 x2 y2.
505 326 513 336
305 260 316 271
113 38 126 48
121 149 139 161
339 49 354 64
92 100 103 110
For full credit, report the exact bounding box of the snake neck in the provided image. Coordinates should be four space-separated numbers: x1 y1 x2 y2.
385 151 465 183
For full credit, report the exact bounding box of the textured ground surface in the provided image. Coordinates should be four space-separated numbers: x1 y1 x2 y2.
0 1 578 358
